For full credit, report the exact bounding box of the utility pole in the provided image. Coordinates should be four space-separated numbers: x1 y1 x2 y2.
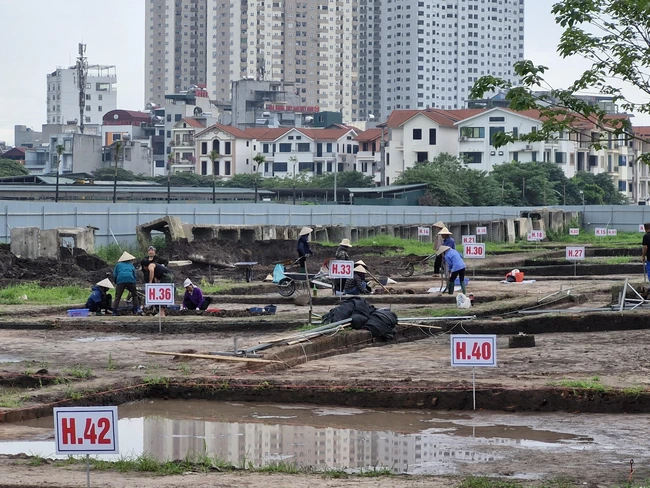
77 43 87 134
379 125 386 187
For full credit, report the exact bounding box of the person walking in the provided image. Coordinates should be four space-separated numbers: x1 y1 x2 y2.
437 245 466 295
85 278 114 315
432 221 446 277
297 227 314 272
642 223 650 280
182 278 212 311
335 238 352 260
112 251 142 315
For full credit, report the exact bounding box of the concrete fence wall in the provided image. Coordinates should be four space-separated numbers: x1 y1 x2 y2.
0 200 643 247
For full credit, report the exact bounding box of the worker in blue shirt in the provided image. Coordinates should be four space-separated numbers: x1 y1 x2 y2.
436 245 466 295
438 227 455 249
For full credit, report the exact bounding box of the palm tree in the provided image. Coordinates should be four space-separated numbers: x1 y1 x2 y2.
252 153 265 203
112 141 122 203
167 153 175 204
55 144 64 202
208 150 220 204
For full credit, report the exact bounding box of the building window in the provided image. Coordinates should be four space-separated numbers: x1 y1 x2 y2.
619 155 627 166
619 180 627 191
429 128 437 145
461 152 482 164
263 143 270 153
224 142 231 154
460 127 485 138
213 160 220 175
297 143 310 152
298 162 315 171
274 162 288 172
98 106 102 112
416 151 427 162
513 151 519 162
532 151 538 162
489 126 505 146
279 143 292 152
85 105 91 111
412 128 422 140
225 160 231 175
326 143 333 152
555 152 567 164
489 116 505 122
201 160 208 175
201 142 207 154
85 94 91 100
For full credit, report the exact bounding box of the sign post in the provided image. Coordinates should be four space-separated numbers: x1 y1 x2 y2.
565 246 585 277
145 283 175 332
594 227 607 237
463 243 485 279
569 228 580 236
450 335 497 410
476 226 487 243
54 406 119 487
328 260 354 299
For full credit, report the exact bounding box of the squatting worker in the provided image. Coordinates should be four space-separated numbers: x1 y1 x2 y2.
140 246 168 281
85 278 114 315
344 265 371 295
436 245 467 295
297 226 314 272
182 278 213 311
643 223 650 279
112 252 142 315
145 261 174 284
431 221 446 277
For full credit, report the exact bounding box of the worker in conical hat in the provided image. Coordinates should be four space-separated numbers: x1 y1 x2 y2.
85 278 114 315
432 221 447 277
436 245 466 295
296 227 314 272
344 265 371 295
112 251 142 316
335 238 352 261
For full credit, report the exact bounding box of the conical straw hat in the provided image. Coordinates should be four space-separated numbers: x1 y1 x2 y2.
117 251 136 262
96 278 114 289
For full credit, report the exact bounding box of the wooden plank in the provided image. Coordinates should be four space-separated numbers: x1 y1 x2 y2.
140 350 281 363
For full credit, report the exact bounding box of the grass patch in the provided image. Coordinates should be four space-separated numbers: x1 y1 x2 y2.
355 236 433 256
64 365 94 379
417 308 472 317
0 390 23 408
94 242 141 266
257 461 302 474
457 476 523 488
0 283 88 306
196 279 239 294
549 376 608 392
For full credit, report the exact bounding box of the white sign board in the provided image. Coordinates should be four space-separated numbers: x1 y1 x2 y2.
565 246 586 261
594 227 607 237
417 226 430 237
328 260 354 279
569 228 580 236
527 230 545 241
145 283 175 306
476 226 487 235
607 228 617 236
462 235 476 244
451 335 497 367
640 224 646 233
463 243 485 259
54 406 119 455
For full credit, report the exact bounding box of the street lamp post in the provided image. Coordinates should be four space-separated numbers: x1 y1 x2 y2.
290 156 298 205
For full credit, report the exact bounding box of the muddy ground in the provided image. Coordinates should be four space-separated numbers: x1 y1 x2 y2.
0 240 648 487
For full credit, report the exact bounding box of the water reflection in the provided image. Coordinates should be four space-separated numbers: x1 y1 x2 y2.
0 400 595 475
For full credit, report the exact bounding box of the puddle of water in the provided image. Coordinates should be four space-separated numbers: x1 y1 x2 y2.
74 336 140 343
0 400 624 476
0 357 23 363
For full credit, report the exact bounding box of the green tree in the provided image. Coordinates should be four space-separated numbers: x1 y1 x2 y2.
310 170 374 189
0 158 30 177
571 172 627 205
396 153 500 206
208 150 220 203
471 0 650 157
92 167 149 181
490 161 573 206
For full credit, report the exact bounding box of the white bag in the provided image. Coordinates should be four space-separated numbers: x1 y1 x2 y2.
456 293 471 309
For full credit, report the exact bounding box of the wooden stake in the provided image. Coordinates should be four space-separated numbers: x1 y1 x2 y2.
140 350 280 363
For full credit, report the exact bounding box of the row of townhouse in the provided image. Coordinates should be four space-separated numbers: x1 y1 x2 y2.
355 107 644 201
170 120 363 180
169 106 650 202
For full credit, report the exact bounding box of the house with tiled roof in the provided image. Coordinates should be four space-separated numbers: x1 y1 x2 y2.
169 117 208 173
194 123 254 177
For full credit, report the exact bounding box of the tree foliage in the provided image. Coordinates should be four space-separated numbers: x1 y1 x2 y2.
395 154 624 206
470 0 650 161
0 159 30 177
92 168 149 181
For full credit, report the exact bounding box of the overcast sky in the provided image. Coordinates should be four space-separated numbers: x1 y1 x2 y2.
0 0 647 145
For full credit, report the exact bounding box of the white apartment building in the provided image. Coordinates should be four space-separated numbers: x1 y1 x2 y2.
146 0 359 120
194 123 254 177
145 0 208 105
46 65 117 132
378 0 524 120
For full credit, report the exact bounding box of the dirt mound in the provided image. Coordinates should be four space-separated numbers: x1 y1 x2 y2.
0 246 113 286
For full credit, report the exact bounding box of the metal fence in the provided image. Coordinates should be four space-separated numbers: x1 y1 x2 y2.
0 200 647 246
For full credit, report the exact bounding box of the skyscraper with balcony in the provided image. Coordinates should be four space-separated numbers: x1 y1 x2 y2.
376 0 524 120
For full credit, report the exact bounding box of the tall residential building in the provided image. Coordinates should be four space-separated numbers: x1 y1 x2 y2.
46 65 117 132
145 0 208 105
146 0 359 121
377 0 524 119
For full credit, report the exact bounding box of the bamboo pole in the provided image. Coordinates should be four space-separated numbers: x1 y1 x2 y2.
140 350 280 363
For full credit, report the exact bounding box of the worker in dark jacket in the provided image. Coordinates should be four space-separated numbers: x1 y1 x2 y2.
182 278 212 310
85 278 114 315
144 262 174 284
297 226 314 271
335 238 352 261
140 246 168 281
344 265 371 295
437 245 466 295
